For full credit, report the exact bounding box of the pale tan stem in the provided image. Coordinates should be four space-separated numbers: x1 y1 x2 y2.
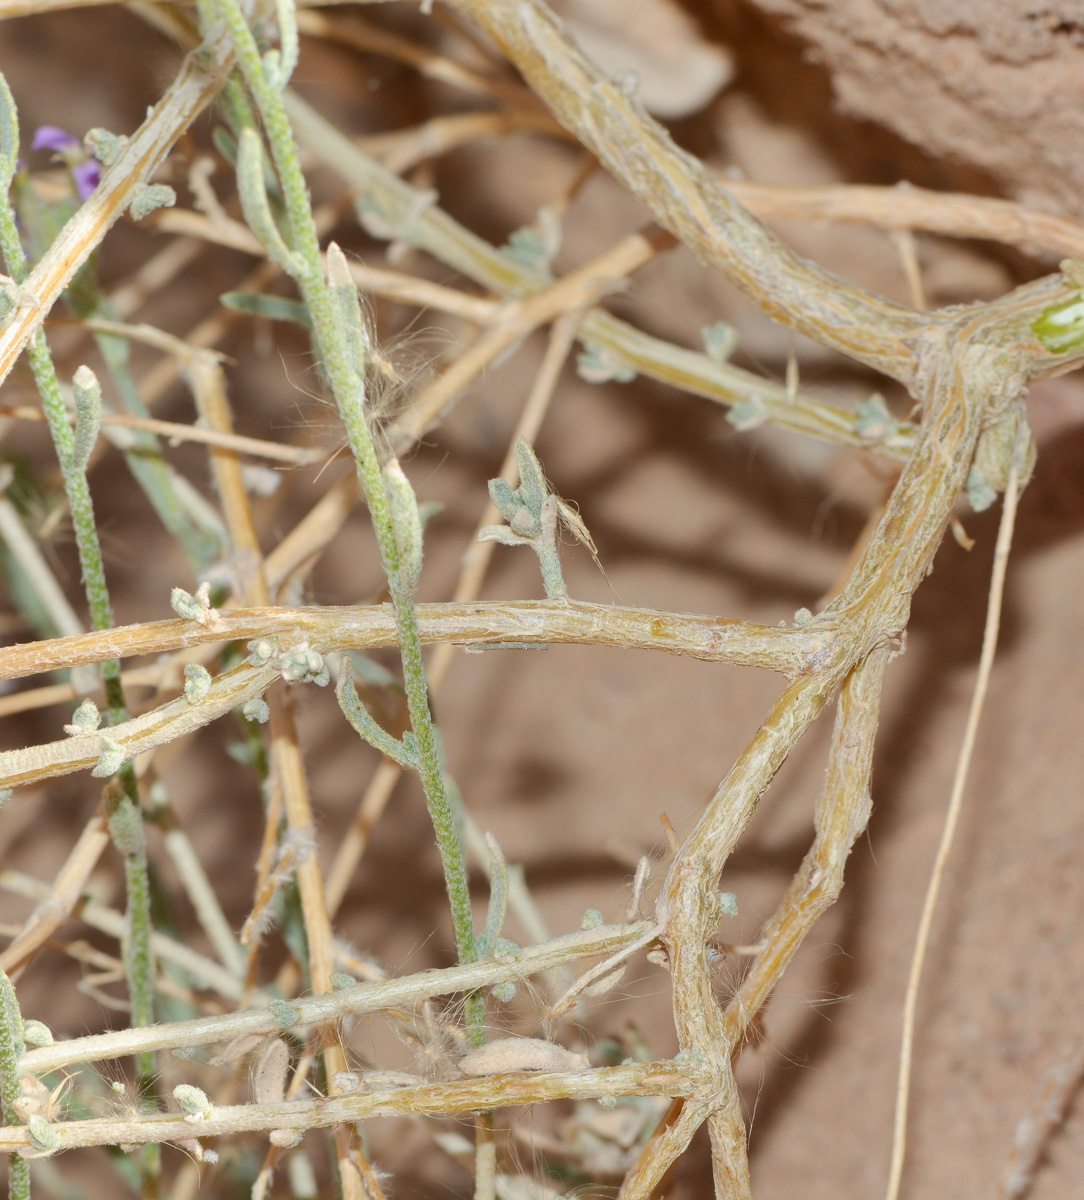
0 492 84 638
474 1114 497 1200
0 1060 701 1151
195 346 366 1185
617 1099 711 1200
367 109 567 175
0 400 320 464
0 869 255 1001
0 804 110 978
708 1087 754 1200
0 600 818 684
152 207 503 323
0 660 280 789
285 91 918 461
722 646 890 1045
443 0 926 381
994 1036 1084 1200
21 921 653 1073
724 178 1084 263
294 8 544 109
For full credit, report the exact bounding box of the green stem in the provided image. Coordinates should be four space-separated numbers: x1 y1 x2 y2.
209 0 477 983
105 786 161 1194
0 970 30 1200
1 140 160 1197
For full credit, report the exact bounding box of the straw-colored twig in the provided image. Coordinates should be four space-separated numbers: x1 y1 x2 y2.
885 442 1025 1200
0 400 321 464
21 920 653 1074
0 600 821 684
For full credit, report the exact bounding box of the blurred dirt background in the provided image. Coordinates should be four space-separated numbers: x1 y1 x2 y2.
2 1 1084 1197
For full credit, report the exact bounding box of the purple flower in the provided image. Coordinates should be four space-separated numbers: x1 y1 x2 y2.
30 125 100 201
30 126 79 155
70 160 100 201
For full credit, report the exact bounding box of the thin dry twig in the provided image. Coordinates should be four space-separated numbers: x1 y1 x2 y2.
886 443 1026 1200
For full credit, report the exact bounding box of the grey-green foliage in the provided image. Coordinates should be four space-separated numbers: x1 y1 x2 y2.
476 833 508 958
336 661 418 770
480 439 568 599
236 125 301 275
71 365 102 474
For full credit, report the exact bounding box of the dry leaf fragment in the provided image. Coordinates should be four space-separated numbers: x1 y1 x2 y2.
459 1036 590 1076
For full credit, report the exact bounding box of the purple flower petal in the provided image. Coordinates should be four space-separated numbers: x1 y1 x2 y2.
31 125 79 154
71 159 100 201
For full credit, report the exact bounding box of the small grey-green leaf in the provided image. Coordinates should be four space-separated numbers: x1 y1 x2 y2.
220 291 312 327
236 127 301 276
488 477 520 522
701 321 739 362
128 183 176 221
512 438 547 513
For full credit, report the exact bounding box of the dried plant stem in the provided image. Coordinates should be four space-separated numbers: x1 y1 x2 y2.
444 0 925 381
284 91 920 461
0 489 84 640
724 178 1084 262
885 448 1024 1200
0 804 110 978
107 234 205 320
0 660 280 789
153 798 244 978
474 1113 497 1200
0 602 822 789
324 758 400 917
722 645 888 1044
267 693 371 1196
21 921 652 1074
294 8 543 110
0 1059 699 1152
361 109 567 176
187 309 370 1194
617 1098 711 1200
153 206 503 323
0 401 320 464
0 601 816 685
0 869 257 1001
388 225 672 449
